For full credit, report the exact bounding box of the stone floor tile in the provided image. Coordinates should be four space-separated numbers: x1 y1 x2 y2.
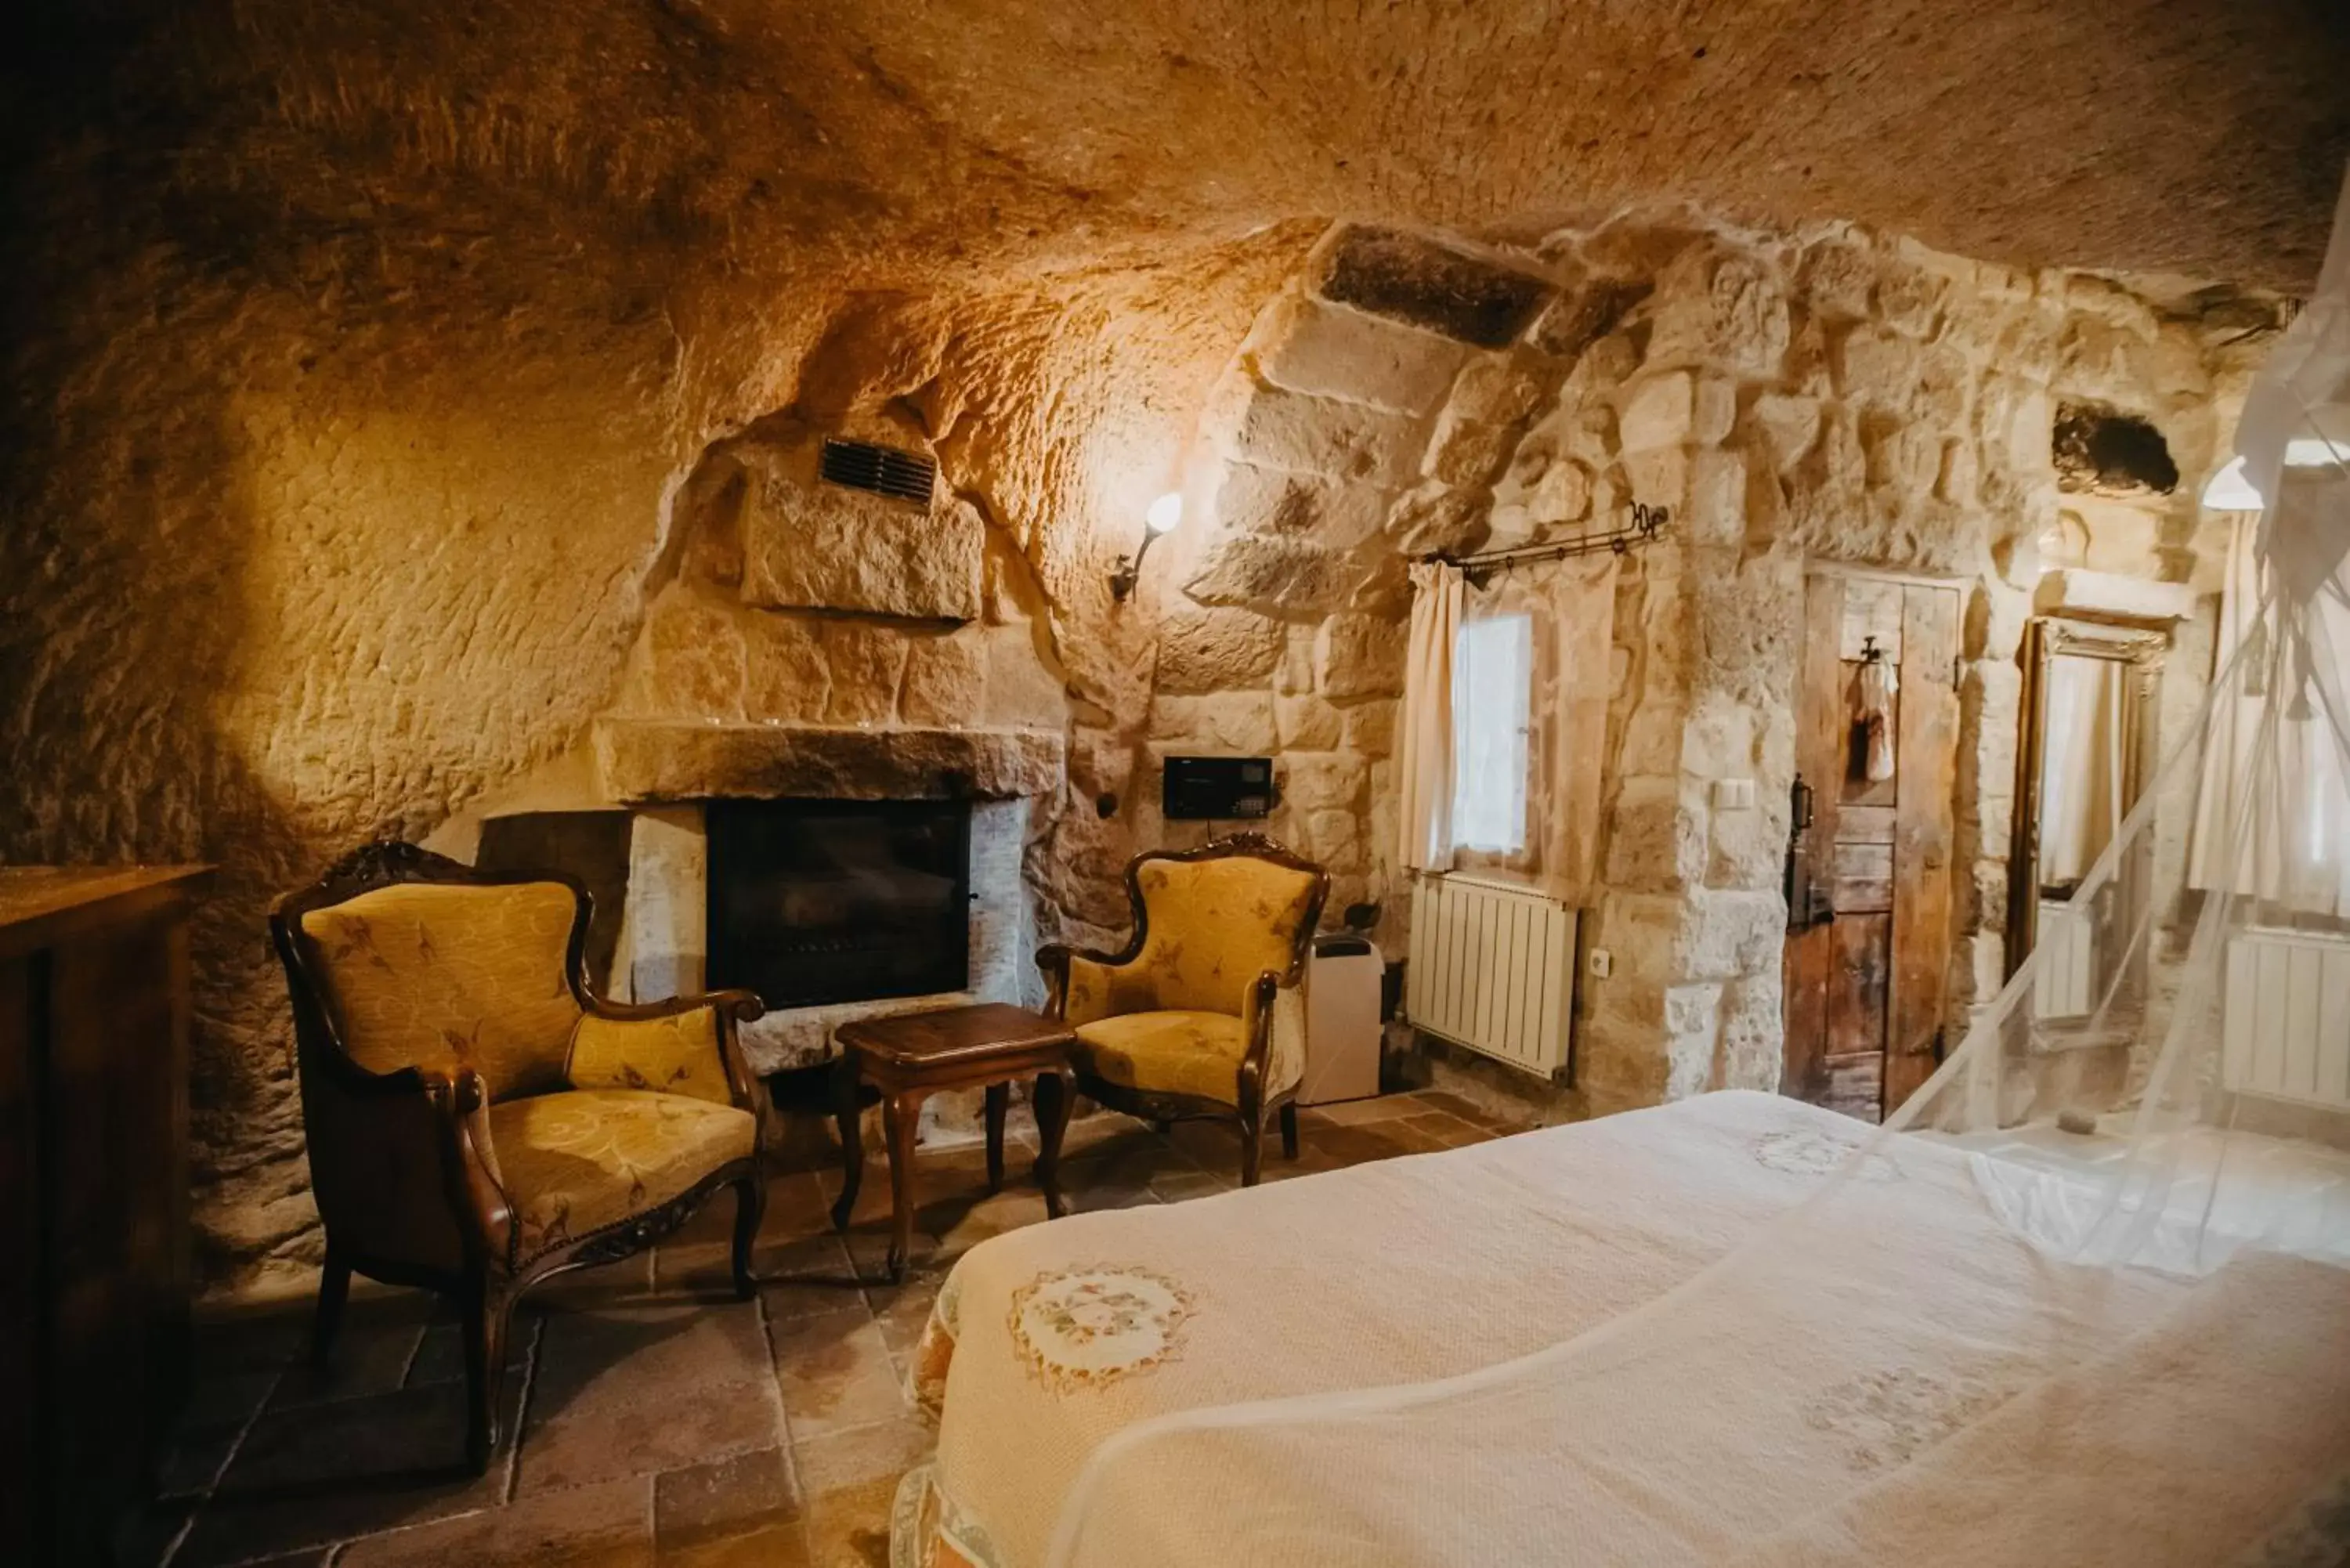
190 1306 309 1379
834 1176 1056 1281
157 1367 283 1498
768 1309 910 1440
176 1378 522 1566
517 1368 786 1499
407 1312 537 1389
335 1476 653 1567
801 1478 898 1568
791 1416 935 1504
1300 1093 1422 1127
517 1309 787 1501
1158 1116 1247 1169
532 1301 774 1405
270 1317 428 1409
1047 1112 1162 1158
653 1445 802 1551
1395 1108 1494 1147
1057 1158 1170 1213
794 1419 933 1568
1146 1168 1237 1203
110 1498 195 1568
745 1235 869 1321
1302 1118 1450 1166
859 1270 944 1361
660 1520 814 1567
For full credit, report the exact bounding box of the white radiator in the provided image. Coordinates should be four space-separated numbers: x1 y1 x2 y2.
2224 929 2350 1111
2034 898 2096 1018
1405 873 1575 1077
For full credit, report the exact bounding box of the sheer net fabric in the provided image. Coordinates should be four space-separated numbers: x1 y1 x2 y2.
1040 174 2350 1568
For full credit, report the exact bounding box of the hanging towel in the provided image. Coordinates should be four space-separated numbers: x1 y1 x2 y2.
1859 656 1899 782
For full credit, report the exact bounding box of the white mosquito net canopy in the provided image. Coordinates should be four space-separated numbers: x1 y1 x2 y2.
1041 169 2350 1568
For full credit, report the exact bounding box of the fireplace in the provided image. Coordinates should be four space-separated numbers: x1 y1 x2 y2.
706 798 973 1010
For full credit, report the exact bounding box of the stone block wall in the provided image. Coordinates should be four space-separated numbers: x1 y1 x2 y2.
1158 216 2281 1118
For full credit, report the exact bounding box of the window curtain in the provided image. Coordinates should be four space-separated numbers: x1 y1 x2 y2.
2037 656 2128 890
1396 561 1464 874
1446 555 1619 902
2189 506 2350 916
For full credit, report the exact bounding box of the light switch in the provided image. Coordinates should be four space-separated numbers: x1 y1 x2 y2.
1712 777 1757 811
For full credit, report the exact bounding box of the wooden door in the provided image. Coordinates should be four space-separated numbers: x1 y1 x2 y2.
1782 575 1959 1122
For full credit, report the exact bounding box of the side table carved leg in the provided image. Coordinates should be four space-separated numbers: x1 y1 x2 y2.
882 1089 927 1282
984 1082 1009 1194
830 1050 864 1233
1032 1068 1075 1220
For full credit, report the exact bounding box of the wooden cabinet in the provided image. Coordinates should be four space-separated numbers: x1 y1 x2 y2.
1783 576 1959 1122
0 866 209 1564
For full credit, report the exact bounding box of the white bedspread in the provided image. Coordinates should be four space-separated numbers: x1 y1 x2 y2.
899 1091 2350 1568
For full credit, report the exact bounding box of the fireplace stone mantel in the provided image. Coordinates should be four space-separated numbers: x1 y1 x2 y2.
593 718 1064 804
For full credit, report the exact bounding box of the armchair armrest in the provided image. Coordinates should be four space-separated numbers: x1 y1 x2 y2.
570 989 766 1114
298 1053 514 1277
1239 969 1310 1105
1036 943 1150 1028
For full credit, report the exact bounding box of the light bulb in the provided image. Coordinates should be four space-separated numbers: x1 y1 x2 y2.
1145 490 1184 535
2201 455 2265 511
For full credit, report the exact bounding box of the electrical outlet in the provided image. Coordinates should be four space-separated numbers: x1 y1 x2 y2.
1587 948 1612 979
1712 777 1757 811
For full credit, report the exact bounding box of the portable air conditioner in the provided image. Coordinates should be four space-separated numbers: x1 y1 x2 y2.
1300 933 1384 1106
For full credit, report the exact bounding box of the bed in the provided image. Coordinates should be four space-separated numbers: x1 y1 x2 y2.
893 1090 2350 1568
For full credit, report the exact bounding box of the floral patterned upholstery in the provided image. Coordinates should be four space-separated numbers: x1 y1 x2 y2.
1064 852 1321 1104
1072 1011 1249 1101
487 1089 756 1262
567 1007 735 1105
299 880 583 1097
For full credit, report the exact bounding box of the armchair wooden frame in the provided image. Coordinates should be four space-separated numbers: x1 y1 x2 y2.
270 840 768 1472
1036 833 1329 1186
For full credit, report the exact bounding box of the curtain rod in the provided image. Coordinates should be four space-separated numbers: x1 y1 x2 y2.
1419 503 1669 580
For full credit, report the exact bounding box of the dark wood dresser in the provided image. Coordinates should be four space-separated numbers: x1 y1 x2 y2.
1 866 211 1564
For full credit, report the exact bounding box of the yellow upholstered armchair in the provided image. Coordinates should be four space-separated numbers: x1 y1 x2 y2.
271 840 768 1471
1039 834 1329 1185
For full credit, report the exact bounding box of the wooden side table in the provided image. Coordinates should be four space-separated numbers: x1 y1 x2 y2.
829 1002 1078 1280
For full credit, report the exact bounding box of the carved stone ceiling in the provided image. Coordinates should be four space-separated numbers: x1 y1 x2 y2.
20 0 2348 294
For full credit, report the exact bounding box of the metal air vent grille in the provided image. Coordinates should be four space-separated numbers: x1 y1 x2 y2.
819 439 936 504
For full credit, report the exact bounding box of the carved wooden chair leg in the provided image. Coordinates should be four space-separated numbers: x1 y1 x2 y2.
311 1243 351 1366
462 1281 512 1476
1239 1116 1264 1187
731 1167 766 1301
1279 1101 1300 1161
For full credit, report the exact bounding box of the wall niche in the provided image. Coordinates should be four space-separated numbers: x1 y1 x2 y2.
2052 400 2179 498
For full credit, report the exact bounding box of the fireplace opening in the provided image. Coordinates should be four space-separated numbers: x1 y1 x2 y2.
706 798 972 1010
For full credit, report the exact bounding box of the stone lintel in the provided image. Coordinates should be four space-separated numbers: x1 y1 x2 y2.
594 719 1064 803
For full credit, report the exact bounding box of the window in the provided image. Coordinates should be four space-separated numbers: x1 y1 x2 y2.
1450 613 1533 853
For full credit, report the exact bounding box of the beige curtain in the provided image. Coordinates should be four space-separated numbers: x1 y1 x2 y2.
1542 555 1619 901
1444 555 1619 901
2037 655 2127 888
1397 562 1464 873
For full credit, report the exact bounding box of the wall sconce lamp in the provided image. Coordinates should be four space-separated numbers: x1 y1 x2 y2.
1109 490 1184 601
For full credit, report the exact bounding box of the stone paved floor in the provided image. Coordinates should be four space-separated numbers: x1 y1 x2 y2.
133 1089 1521 1567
